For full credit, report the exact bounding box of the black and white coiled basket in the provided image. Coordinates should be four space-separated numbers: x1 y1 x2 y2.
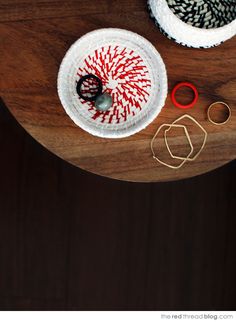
148 0 236 48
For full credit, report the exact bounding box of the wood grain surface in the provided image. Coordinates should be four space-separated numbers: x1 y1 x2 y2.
0 0 236 182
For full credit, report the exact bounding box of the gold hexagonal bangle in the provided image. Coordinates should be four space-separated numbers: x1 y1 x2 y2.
151 123 194 169
164 115 207 162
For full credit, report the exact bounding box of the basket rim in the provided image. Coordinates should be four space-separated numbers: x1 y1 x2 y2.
148 0 236 48
57 28 168 138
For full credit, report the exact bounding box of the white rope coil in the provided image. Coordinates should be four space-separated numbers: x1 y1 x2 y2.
148 0 236 48
57 28 168 138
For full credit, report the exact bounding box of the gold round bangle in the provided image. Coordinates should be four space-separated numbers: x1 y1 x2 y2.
207 101 231 126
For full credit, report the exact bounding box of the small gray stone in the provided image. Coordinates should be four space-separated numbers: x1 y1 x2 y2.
95 93 113 112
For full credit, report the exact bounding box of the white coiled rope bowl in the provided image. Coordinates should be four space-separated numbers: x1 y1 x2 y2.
57 28 168 139
148 0 236 48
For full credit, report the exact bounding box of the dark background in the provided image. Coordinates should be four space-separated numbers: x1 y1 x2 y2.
0 100 235 310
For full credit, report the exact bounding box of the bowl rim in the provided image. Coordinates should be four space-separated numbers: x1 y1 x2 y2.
57 28 168 138
148 0 236 48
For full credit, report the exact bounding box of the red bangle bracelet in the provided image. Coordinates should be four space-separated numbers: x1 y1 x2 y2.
171 82 199 109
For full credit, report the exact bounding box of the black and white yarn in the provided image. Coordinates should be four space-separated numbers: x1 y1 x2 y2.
148 0 236 48
167 0 236 29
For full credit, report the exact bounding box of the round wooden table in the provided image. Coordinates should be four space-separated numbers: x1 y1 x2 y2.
1 1 235 182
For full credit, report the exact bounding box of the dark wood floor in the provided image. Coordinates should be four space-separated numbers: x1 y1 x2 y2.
0 99 235 310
